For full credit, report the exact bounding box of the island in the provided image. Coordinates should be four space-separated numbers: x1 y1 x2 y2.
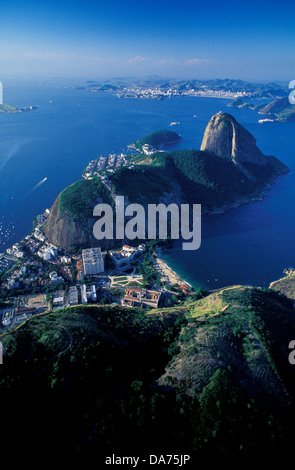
0 103 38 114
128 129 182 152
227 96 262 110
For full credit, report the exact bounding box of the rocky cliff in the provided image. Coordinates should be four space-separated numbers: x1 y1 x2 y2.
43 193 114 251
43 178 117 251
200 111 289 180
43 114 289 251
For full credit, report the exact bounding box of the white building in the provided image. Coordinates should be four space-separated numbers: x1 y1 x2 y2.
81 284 88 304
37 244 58 261
91 284 97 302
68 286 78 306
53 292 65 307
82 247 104 275
34 229 47 242
142 144 156 155
110 245 139 267
49 271 64 285
37 247 52 261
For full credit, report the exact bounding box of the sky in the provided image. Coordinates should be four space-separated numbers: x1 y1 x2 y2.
0 0 294 81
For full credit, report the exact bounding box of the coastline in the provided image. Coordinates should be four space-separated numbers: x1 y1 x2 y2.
202 172 288 216
156 249 192 288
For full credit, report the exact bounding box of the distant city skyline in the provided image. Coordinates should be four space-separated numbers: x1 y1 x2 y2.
0 0 294 81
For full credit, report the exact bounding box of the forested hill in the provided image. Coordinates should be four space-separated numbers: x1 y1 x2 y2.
43 114 289 250
131 129 181 150
1 286 295 460
112 147 286 208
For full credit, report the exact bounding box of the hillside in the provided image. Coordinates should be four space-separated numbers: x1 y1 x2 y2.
130 129 181 151
111 147 280 207
43 177 115 250
43 113 289 250
269 269 295 300
1 286 295 458
258 97 295 122
227 97 261 110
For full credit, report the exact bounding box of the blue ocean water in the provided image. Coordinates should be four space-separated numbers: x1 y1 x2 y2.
0 79 294 289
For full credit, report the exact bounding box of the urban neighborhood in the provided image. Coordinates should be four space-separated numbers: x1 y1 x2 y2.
0 207 194 332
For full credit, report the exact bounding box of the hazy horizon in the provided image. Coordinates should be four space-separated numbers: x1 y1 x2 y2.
0 0 294 82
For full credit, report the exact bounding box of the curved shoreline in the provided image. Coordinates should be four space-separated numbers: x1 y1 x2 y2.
156 249 192 288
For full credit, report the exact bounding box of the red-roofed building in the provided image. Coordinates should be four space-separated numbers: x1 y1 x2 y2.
122 287 162 309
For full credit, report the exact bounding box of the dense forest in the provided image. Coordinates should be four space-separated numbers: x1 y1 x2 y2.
58 177 113 221
133 129 181 150
1 286 295 462
111 149 265 209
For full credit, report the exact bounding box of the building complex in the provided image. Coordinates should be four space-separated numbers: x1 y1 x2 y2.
82 247 104 275
122 287 162 309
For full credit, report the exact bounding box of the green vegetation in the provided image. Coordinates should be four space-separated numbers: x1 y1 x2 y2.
1 285 295 457
276 106 295 122
269 270 295 299
44 121 288 250
111 148 262 210
132 129 181 150
227 97 261 110
228 96 295 122
58 176 113 221
0 304 186 455
111 165 174 203
259 97 295 122
1 286 295 458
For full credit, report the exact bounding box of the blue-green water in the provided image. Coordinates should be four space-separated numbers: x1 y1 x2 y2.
0 79 294 289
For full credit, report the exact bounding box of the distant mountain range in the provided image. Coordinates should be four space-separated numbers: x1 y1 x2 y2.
228 96 295 122
86 78 288 100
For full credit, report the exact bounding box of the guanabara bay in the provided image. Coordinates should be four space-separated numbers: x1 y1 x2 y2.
0 106 294 463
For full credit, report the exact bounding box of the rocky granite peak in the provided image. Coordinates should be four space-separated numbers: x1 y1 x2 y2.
200 111 288 180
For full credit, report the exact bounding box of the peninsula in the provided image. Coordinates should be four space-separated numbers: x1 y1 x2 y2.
227 96 295 122
42 112 289 251
258 96 295 122
0 112 293 460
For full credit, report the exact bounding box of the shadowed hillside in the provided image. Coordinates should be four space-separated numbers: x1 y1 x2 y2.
1 286 295 461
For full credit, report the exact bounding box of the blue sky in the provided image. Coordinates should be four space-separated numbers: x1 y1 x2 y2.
0 0 294 81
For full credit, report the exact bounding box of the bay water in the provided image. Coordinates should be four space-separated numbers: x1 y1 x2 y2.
0 79 294 289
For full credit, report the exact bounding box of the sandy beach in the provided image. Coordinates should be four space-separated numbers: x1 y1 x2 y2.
155 253 191 287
